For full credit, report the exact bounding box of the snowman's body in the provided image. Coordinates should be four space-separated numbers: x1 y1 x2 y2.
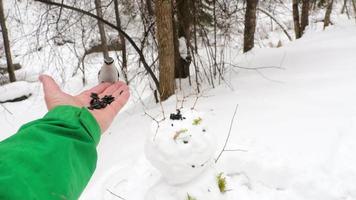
145 109 217 185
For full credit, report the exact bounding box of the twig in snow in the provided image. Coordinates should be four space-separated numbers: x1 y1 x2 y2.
255 69 284 83
190 89 214 110
215 104 239 163
0 104 13 115
106 189 127 200
227 62 285 83
227 63 285 70
191 95 200 110
144 111 164 141
224 149 248 152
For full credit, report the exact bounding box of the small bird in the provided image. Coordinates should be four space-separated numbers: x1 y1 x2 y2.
98 57 120 83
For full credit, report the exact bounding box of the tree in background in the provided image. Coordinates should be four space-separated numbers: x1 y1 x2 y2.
94 0 109 59
114 0 128 84
0 0 16 82
243 0 259 52
155 0 175 101
341 0 348 14
293 0 310 39
292 0 301 39
353 0 356 22
324 0 335 29
174 0 192 78
300 0 310 34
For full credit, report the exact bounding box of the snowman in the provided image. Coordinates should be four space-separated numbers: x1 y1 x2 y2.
145 109 217 185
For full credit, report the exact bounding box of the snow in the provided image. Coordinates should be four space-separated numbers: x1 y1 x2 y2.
1 1 356 200
80 21 356 199
178 37 189 59
0 81 34 102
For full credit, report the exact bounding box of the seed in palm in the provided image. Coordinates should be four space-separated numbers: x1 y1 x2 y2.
88 93 115 110
102 95 115 105
90 93 99 99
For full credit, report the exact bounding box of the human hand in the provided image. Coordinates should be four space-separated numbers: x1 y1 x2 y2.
39 75 130 133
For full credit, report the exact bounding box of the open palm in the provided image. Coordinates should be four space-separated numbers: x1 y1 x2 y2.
40 75 130 133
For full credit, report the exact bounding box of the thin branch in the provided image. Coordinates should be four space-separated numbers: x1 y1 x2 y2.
106 189 126 200
255 69 284 83
215 104 239 163
144 111 165 141
224 149 248 152
0 103 13 115
227 63 285 70
257 7 293 41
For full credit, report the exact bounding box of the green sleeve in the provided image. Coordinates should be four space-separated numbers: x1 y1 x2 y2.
0 105 101 200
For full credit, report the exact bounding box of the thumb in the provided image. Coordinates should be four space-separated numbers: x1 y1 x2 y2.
39 75 61 97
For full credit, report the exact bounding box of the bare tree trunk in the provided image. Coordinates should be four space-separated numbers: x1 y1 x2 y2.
0 0 15 82
300 0 310 34
113 0 128 84
341 0 348 13
243 0 259 53
213 0 217 77
352 0 356 22
324 0 334 29
94 0 109 59
174 0 191 79
172 6 182 79
293 0 302 39
312 0 318 10
146 0 154 17
155 0 175 101
192 0 198 53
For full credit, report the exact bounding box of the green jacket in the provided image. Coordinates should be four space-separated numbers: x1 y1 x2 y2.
0 105 101 200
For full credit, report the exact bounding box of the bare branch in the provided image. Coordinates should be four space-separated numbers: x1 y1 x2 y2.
257 7 293 41
106 189 126 200
215 104 239 163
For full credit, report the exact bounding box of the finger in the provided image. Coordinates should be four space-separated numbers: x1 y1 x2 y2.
81 82 111 95
108 86 130 113
99 81 126 97
39 75 61 97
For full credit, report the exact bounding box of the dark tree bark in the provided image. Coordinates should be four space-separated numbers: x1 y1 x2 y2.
113 0 128 84
176 0 192 39
94 0 109 59
293 0 302 39
352 0 356 20
146 0 154 17
341 0 348 14
0 0 16 82
172 12 182 79
155 0 175 101
192 0 198 53
324 0 334 29
300 0 310 34
243 0 259 53
174 0 191 78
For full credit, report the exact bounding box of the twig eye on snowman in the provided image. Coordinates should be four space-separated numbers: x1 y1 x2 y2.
145 109 217 185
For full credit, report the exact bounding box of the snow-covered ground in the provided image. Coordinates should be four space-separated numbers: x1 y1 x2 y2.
1 3 356 200
82 20 356 199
